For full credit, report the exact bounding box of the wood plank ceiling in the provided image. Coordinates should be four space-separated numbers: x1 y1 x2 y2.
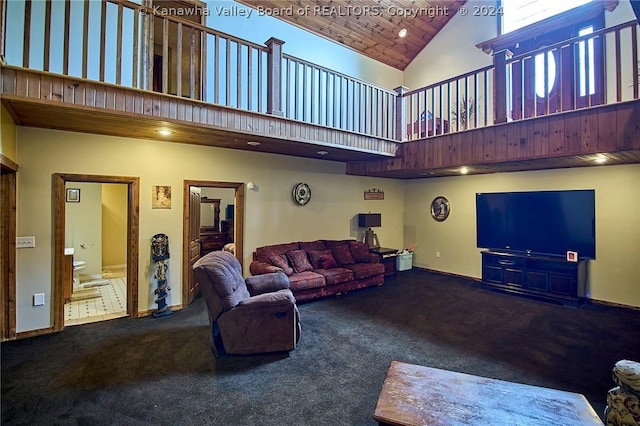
236 0 467 70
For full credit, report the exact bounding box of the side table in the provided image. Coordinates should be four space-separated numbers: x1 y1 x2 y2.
370 247 398 277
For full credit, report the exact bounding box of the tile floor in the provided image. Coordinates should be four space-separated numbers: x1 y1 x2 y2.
65 268 127 326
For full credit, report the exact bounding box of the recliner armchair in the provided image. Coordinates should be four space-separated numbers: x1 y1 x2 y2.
193 251 300 356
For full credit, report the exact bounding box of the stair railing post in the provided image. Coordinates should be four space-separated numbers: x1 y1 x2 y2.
140 0 154 91
493 49 512 124
266 37 285 117
0 0 6 64
394 86 409 142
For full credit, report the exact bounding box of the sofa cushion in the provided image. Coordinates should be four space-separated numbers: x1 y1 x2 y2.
331 244 355 266
286 250 313 273
319 253 338 269
307 250 338 269
288 271 326 291
268 254 294 276
314 267 353 286
299 240 327 252
255 242 300 263
349 241 371 263
344 262 384 280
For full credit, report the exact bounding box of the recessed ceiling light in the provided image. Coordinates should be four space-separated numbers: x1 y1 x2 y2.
398 28 408 38
247 141 261 146
156 129 174 136
594 154 607 164
460 166 469 175
317 150 328 156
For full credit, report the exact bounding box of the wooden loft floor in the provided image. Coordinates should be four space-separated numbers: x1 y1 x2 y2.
347 100 640 179
3 65 640 179
0 67 398 164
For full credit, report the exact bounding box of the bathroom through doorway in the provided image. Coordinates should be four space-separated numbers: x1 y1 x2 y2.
52 174 140 332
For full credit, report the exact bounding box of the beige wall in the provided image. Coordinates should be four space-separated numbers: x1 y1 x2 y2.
403 9 495 91
1 105 17 162
12 126 640 334
404 164 640 307
15 126 405 332
102 183 128 268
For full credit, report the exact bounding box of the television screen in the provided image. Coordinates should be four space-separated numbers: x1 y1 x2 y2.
476 190 596 259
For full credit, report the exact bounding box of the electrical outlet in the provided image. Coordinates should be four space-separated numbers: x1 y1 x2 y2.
436 251 441 258
33 293 45 306
17 236 36 248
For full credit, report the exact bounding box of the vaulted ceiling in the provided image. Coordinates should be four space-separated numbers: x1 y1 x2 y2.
236 0 467 70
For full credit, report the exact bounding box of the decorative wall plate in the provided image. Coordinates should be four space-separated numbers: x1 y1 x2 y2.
292 182 311 205
430 196 450 221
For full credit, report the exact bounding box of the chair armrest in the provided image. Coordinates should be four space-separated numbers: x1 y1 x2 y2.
368 253 380 263
238 288 295 308
250 260 281 275
246 272 290 296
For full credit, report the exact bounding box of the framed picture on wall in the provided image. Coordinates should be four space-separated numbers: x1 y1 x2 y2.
66 188 80 203
152 185 172 209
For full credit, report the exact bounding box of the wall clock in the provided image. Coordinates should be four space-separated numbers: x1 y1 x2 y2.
430 196 450 221
292 182 311 205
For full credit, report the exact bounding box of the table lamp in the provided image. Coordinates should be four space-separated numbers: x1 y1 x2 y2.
359 213 381 248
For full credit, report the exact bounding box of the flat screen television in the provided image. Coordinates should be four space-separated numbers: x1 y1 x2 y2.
476 190 596 259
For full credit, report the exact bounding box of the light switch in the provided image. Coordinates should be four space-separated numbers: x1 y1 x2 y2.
17 236 36 248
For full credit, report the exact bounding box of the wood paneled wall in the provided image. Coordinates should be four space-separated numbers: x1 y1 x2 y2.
347 100 640 178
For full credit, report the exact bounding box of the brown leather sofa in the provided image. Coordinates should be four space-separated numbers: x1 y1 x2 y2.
249 239 385 303
193 251 300 356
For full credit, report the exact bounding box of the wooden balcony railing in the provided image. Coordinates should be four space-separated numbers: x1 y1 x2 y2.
1 0 639 147
503 20 640 122
282 54 397 139
403 20 640 141
402 65 495 141
1 0 395 140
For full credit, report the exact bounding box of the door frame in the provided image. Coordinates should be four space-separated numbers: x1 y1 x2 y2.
1 154 18 340
53 173 140 332
182 180 244 307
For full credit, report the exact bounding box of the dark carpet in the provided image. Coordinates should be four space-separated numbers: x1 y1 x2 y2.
2 269 639 425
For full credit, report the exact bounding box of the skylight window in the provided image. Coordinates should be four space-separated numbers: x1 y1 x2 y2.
501 0 592 34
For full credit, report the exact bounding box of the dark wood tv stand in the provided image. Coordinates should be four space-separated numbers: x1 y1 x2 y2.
481 251 588 306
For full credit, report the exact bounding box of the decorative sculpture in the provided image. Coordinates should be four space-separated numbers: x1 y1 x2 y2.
606 359 640 426
151 233 173 318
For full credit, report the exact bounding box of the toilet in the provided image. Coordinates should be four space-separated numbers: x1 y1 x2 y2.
73 260 110 288
72 260 86 289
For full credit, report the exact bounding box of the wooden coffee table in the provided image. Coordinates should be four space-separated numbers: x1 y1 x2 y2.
373 361 603 425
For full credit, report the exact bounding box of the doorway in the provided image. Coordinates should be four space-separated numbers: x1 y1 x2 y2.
182 180 244 307
64 182 128 326
1 154 18 340
53 174 140 332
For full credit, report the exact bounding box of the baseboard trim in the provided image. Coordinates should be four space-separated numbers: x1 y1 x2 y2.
413 266 482 284
102 264 126 270
586 298 640 311
13 326 55 341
